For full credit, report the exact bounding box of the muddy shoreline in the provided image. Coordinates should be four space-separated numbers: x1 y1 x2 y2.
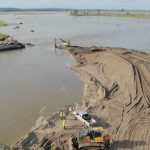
4 45 148 150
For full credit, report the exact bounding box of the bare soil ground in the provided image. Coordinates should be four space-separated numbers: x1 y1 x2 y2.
11 46 150 150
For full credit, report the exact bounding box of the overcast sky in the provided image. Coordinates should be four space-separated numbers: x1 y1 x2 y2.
0 0 150 10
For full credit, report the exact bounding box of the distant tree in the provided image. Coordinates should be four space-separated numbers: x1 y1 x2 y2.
121 9 125 12
83 11 86 16
87 11 89 16
97 9 101 15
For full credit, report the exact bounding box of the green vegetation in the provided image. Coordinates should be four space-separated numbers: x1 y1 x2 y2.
114 12 150 18
70 10 150 19
0 21 7 27
0 33 8 40
0 33 9 45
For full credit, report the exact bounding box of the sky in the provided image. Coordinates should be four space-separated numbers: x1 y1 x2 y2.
0 0 150 10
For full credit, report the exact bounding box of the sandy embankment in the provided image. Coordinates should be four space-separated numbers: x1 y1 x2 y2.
11 46 150 150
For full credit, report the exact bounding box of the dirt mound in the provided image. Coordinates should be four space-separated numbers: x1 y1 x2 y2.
69 46 150 150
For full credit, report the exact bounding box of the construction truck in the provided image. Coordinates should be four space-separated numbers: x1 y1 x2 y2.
69 127 112 150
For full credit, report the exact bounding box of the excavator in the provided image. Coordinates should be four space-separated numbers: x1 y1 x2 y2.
69 127 112 150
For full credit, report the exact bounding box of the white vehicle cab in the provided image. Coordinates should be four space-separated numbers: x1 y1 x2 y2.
73 111 96 127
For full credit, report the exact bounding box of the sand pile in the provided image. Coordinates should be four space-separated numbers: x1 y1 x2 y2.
11 46 150 150
68 46 150 150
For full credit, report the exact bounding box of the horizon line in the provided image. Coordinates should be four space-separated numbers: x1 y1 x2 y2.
0 7 150 11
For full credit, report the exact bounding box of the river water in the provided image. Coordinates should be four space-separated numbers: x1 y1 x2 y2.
0 12 150 145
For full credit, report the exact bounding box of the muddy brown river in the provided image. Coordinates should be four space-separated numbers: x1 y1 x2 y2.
0 12 150 145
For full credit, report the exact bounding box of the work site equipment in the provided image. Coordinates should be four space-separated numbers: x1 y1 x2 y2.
69 127 112 150
73 111 96 127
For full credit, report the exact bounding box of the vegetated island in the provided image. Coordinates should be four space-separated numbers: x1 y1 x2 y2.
6 44 149 150
70 10 150 19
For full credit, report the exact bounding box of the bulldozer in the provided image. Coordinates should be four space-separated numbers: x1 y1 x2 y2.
69 127 112 150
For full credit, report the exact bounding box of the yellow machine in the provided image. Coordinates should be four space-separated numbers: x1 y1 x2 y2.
90 127 104 143
77 127 111 150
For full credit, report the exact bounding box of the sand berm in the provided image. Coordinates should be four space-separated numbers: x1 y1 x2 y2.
10 45 150 150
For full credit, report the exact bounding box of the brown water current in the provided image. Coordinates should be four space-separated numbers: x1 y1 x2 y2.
0 12 150 145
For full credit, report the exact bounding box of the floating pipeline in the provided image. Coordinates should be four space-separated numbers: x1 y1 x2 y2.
0 43 25 51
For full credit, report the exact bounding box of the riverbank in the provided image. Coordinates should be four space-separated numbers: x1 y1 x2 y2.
0 33 25 51
10 45 150 150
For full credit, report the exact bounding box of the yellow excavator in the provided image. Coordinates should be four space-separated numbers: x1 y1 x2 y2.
70 127 112 150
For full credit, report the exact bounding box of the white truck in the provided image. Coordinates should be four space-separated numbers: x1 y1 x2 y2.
73 111 97 127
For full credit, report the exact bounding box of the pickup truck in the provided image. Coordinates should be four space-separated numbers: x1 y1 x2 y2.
73 111 96 127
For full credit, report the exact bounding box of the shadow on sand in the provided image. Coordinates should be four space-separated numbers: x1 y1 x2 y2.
92 116 111 129
111 140 146 149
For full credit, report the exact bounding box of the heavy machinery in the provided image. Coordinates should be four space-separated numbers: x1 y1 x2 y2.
70 127 112 150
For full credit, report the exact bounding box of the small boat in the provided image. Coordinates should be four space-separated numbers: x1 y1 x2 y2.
73 111 97 127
